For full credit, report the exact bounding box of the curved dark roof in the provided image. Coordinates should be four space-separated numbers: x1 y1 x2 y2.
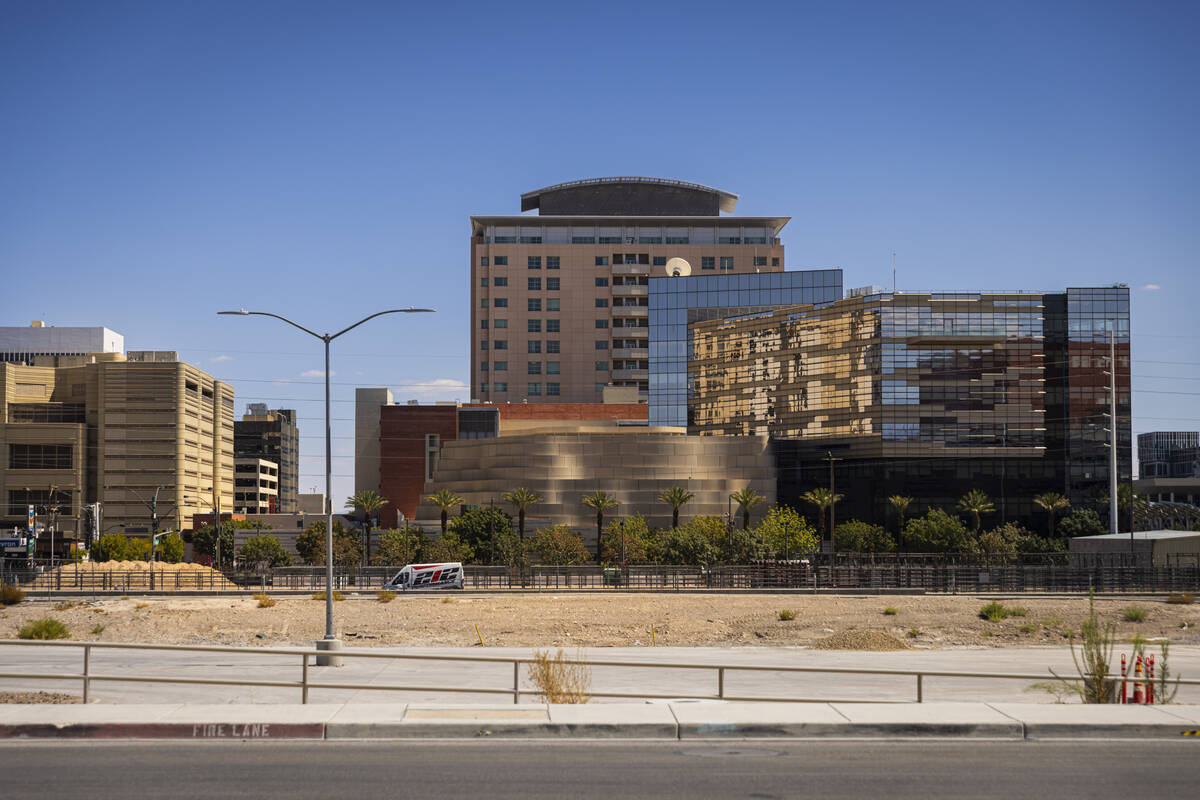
521 177 738 215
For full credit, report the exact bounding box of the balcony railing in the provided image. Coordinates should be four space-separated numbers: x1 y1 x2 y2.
611 306 649 317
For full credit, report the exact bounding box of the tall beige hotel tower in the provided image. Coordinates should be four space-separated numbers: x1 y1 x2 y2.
470 177 789 404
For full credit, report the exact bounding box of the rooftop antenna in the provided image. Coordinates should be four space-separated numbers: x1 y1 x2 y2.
892 252 897 293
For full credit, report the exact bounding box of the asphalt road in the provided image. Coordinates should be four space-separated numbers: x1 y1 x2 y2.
3 644 1199 704
4 741 1197 800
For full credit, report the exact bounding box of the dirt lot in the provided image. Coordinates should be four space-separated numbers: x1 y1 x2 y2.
2 593 1197 649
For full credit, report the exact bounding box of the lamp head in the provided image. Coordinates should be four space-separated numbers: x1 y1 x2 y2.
218 309 250 315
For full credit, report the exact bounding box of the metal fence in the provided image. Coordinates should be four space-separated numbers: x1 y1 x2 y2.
6 639 1197 705
6 562 1200 594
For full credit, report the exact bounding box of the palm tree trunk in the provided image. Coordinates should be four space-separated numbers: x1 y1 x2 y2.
596 513 603 564
519 510 526 541
742 508 750 530
1049 512 1056 538
440 510 448 536
672 508 679 529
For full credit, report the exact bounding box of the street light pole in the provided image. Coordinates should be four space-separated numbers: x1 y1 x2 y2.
219 307 434 661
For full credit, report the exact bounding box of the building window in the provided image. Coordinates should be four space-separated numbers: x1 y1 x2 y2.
493 276 508 287
547 319 560 332
595 256 608 266
495 236 516 244
480 278 489 287
494 256 508 266
480 299 488 308
596 319 609 329
528 298 542 312
547 278 560 291
547 298 560 312
528 361 541 375
494 319 507 328
701 257 715 270
596 361 609 371
9 444 72 470
425 434 440 481
480 341 489 350
480 361 488 371
480 320 488 329
547 383 560 396
528 256 541 269
754 256 767 267
595 341 609 350
480 257 489 267
546 256 560 270
528 277 541 291
719 235 741 244
772 257 780 267
547 340 560 353
595 298 609 308
527 383 542 396
595 383 606 393
666 236 689 244
494 340 508 350
595 277 609 287
653 256 666 266
720 257 734 271
547 361 560 374
493 361 507 371
528 320 541 333
598 235 621 244
494 298 508 307
572 236 595 244
528 341 541 353
494 382 508 392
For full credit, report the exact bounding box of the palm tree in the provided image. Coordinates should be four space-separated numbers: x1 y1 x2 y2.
582 491 619 564
801 487 843 549
345 490 389 563
658 486 695 529
425 489 464 536
887 495 912 536
730 487 766 530
502 487 543 541
957 489 996 532
1032 492 1070 537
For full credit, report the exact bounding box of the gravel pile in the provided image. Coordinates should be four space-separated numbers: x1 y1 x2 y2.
23 562 238 591
0 691 82 704
812 629 912 651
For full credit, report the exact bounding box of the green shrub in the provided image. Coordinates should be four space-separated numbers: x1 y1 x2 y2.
778 609 796 621
238 534 294 569
91 624 106 635
1007 606 1029 617
1123 605 1149 622
903 509 974 553
907 627 922 639
834 520 895 553
253 593 276 608
979 601 1011 622
1 584 25 606
19 617 70 640
882 607 898 616
311 591 346 601
377 590 396 603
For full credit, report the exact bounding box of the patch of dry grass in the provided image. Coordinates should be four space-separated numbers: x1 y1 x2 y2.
527 649 590 704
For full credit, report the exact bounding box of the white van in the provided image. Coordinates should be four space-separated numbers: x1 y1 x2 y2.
383 562 464 592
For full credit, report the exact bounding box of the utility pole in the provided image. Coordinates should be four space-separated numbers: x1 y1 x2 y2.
825 451 842 560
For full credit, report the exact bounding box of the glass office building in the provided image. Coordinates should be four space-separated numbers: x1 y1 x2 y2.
648 269 843 427
688 286 1131 527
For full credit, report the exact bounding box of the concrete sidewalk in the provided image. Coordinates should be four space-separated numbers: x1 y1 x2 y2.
1 702 1198 741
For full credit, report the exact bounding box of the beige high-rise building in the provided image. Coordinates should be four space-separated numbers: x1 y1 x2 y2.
0 351 233 555
470 177 789 404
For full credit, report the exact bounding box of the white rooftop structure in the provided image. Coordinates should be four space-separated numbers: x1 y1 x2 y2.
0 322 124 364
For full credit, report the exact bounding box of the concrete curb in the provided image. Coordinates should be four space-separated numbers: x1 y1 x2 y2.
1 703 1199 741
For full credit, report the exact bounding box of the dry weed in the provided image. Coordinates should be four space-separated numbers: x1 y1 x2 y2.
527 649 591 704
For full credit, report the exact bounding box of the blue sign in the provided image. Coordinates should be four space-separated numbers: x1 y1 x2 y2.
0 538 25 548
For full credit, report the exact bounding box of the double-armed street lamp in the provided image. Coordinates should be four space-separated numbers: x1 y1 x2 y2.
219 308 434 664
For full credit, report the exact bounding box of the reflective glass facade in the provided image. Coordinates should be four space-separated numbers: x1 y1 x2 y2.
648 269 843 426
687 287 1131 527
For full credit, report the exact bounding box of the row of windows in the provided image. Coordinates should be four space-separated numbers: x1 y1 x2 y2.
479 277 508 286
480 298 565 312
480 256 562 269
480 382 562 396
9 444 72 470
481 341 566 354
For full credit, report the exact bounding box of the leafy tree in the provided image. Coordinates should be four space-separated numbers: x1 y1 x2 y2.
888 495 913 537
449 506 516 564
730 488 766 530
423 529 474 563
756 506 819 559
957 489 996 532
1058 508 1106 538
425 489 464 535
657 486 695 530
833 520 895 553
531 525 591 565
156 532 185 563
679 515 730 555
903 509 974 553
581 491 619 564
370 526 427 566
236 534 293 569
296 520 363 569
658 526 719 566
722 526 770 564
192 520 262 568
1033 492 1071 537
975 522 1027 555
1017 534 1068 554
345 490 389 563
602 514 653 564
94 533 149 562
800 488 842 548
502 487 543 541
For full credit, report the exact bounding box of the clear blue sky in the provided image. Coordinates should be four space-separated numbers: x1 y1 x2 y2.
2 0 1197 500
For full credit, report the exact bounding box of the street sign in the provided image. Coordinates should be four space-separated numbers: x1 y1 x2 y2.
27 505 35 529
0 538 25 548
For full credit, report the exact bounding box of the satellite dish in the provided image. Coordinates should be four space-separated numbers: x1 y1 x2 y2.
665 257 692 277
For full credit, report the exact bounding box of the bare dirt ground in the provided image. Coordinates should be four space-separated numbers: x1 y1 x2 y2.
2 593 1197 649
